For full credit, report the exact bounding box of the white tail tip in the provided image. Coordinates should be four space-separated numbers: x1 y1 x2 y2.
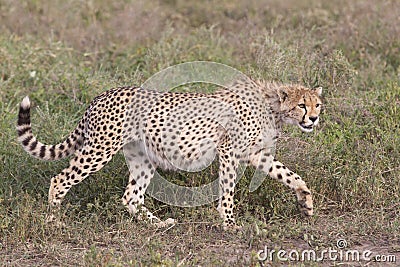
21 96 30 109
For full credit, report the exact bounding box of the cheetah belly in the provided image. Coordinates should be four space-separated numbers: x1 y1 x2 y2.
143 138 218 172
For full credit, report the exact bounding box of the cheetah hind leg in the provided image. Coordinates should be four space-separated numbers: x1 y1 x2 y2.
122 142 175 228
45 143 118 226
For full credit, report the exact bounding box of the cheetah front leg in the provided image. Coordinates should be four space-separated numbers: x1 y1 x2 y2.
249 152 313 216
122 142 175 227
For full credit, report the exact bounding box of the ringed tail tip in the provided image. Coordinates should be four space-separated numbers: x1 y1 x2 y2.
18 96 31 126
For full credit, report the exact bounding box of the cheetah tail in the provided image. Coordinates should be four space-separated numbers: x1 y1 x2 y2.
17 96 85 161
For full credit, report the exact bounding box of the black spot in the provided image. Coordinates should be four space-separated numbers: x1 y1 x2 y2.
50 146 56 158
29 140 38 151
277 174 282 179
18 127 30 136
39 146 46 158
22 136 33 146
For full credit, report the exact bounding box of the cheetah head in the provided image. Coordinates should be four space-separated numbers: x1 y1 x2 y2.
277 85 323 133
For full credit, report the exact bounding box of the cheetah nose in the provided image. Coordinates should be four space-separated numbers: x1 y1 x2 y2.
309 116 318 123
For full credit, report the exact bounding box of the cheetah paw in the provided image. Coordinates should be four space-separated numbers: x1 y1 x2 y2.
295 187 313 216
223 223 242 231
154 218 176 228
45 214 66 227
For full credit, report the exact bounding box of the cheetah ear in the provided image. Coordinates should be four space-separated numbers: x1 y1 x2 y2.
277 87 289 103
315 86 322 96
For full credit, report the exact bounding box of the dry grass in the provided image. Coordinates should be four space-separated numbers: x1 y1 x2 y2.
1 0 399 266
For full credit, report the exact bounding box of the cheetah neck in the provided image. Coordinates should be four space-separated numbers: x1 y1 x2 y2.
256 80 287 128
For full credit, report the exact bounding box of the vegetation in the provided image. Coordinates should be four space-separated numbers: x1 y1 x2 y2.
0 0 399 265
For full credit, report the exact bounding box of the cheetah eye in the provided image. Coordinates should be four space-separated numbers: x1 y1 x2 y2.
298 104 306 109
316 103 321 108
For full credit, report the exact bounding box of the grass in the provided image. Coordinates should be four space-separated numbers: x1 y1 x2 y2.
1 0 400 266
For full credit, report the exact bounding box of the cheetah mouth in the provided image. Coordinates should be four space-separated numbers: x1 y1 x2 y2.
299 123 314 133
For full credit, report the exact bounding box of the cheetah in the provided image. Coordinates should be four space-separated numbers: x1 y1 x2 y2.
17 78 322 229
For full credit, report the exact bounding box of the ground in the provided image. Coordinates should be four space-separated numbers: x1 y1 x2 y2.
0 0 399 266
